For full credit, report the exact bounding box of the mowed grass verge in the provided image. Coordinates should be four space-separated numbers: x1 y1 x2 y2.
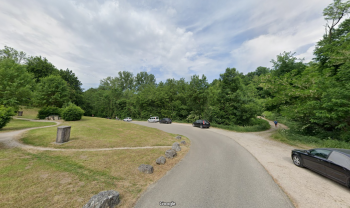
17 106 41 120
21 117 181 149
0 119 56 133
1 116 190 207
0 145 189 208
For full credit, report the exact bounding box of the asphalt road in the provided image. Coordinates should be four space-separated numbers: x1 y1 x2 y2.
133 122 294 208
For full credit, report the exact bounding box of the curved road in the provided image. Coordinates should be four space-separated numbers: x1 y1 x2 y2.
133 122 294 208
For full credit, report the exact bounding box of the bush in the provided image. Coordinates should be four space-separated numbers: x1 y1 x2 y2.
211 118 270 132
62 103 84 121
0 105 15 129
37 106 62 119
274 129 350 149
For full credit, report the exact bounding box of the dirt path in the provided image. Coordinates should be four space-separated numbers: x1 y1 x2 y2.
208 120 350 208
0 118 171 151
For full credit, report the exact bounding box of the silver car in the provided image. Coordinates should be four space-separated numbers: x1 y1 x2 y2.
148 116 159 123
123 117 132 122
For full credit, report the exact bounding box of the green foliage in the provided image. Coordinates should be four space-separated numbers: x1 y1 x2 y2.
273 129 350 149
323 0 350 42
0 59 35 108
270 52 306 76
34 75 70 108
0 105 15 129
58 69 83 106
188 75 208 118
211 118 270 132
217 68 262 125
62 103 84 121
0 46 26 64
37 106 62 119
135 71 156 91
26 56 59 82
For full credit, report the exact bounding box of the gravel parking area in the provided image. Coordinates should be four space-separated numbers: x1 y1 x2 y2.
209 120 350 208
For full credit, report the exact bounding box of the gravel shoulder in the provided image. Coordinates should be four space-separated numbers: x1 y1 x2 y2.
208 120 350 208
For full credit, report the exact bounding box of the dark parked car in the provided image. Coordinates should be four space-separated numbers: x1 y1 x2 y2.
192 120 210 128
291 148 350 188
159 118 172 124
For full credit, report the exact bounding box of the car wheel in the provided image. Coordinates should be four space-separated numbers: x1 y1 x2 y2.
200 124 203 129
192 124 195 127
292 154 303 167
347 178 350 189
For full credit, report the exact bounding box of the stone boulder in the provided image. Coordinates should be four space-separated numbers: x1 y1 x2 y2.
180 140 186 145
138 164 154 174
172 142 181 152
83 190 120 208
165 149 177 158
175 135 181 140
156 156 166 165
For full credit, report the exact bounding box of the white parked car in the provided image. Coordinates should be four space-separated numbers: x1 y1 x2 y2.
148 116 159 123
123 117 132 122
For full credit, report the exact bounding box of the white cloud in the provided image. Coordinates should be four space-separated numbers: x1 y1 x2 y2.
230 0 330 73
0 0 336 87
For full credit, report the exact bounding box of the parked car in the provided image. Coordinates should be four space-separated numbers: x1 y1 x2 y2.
123 117 132 122
192 120 210 128
291 148 350 188
148 116 159 123
159 118 172 124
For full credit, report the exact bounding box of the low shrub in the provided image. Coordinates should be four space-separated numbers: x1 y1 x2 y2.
211 118 270 132
37 106 62 119
62 103 84 121
0 105 15 129
274 129 350 149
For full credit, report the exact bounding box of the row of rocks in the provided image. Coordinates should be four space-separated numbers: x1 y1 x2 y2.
83 136 187 208
138 135 186 174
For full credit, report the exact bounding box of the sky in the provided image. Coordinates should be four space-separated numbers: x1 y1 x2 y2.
1 0 332 90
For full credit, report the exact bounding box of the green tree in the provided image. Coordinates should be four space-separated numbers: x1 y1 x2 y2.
271 51 306 77
58 68 83 105
26 56 58 82
34 75 70 107
323 0 350 42
135 72 156 91
0 46 26 64
188 75 208 119
116 71 135 91
218 68 262 125
0 59 35 107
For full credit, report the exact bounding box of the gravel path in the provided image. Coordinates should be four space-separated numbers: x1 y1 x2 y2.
209 120 350 208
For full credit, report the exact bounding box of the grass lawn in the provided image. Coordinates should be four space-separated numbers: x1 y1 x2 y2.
21 117 184 149
17 107 40 120
0 116 190 207
0 119 56 133
0 146 189 207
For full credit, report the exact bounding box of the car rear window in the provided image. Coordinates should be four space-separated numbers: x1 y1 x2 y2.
328 151 350 170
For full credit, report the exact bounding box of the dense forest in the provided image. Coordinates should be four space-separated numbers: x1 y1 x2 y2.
1 0 350 141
